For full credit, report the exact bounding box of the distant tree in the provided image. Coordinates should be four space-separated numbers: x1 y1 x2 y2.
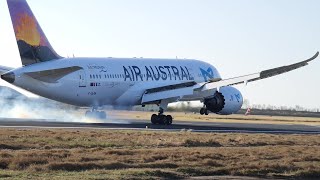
257 104 262 109
241 102 318 113
242 99 250 109
295 105 304 111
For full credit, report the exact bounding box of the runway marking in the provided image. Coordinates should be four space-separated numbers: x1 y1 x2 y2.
0 126 319 134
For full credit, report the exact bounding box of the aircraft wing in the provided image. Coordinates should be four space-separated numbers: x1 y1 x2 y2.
24 66 82 83
142 52 319 104
199 51 319 91
0 65 14 75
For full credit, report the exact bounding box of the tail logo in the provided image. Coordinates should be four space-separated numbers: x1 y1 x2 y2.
14 9 45 46
7 0 61 65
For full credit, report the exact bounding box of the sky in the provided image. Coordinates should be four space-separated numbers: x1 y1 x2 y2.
0 0 319 109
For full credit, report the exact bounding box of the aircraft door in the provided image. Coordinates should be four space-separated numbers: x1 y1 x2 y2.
79 70 86 87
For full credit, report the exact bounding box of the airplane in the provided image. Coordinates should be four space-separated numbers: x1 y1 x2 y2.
0 0 318 125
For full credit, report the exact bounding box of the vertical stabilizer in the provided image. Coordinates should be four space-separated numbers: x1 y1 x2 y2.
7 0 61 66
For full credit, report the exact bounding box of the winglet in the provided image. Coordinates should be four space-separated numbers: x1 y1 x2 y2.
258 52 319 80
308 51 319 63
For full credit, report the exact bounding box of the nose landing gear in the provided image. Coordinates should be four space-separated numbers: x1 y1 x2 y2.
85 107 107 119
200 105 209 115
200 107 209 115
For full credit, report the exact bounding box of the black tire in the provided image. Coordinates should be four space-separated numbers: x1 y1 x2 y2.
204 109 209 115
159 115 166 125
151 114 158 124
166 115 173 125
200 108 205 115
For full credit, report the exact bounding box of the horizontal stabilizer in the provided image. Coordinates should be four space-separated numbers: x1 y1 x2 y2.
24 66 82 83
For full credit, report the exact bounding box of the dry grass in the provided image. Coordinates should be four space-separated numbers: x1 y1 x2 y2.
107 111 320 126
0 129 319 179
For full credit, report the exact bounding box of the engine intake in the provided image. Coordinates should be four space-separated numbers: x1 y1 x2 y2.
204 87 243 115
204 92 225 113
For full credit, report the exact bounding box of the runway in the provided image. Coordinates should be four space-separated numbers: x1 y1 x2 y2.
0 117 319 134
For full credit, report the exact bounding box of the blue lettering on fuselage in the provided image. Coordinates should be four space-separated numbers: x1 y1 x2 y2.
200 67 214 82
123 66 193 81
235 94 241 103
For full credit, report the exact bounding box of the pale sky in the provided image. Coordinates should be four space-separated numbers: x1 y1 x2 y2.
0 0 319 109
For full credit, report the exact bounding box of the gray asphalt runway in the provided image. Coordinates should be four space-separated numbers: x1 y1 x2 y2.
0 117 319 134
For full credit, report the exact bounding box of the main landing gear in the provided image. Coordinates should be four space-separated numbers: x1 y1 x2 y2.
85 108 107 119
151 107 173 125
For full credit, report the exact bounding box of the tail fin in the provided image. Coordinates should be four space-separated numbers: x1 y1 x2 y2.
7 0 61 66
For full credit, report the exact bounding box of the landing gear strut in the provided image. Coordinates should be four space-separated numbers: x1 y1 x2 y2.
151 107 173 125
85 107 107 119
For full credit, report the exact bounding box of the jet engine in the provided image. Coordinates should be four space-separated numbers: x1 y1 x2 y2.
204 87 243 115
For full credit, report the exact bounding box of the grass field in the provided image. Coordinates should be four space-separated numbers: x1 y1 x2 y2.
0 128 319 179
108 111 320 125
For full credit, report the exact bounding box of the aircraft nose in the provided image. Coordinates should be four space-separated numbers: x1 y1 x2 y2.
1 72 15 83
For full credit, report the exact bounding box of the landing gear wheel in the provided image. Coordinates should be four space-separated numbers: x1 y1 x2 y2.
151 114 158 124
150 114 173 125
166 115 173 125
159 115 166 125
200 108 205 115
204 109 209 115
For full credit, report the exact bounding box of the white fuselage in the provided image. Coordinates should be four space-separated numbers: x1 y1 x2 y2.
10 58 221 107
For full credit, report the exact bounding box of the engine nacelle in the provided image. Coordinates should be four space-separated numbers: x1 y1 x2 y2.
204 87 243 115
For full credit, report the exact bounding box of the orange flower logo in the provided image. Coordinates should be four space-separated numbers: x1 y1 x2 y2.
15 13 41 46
